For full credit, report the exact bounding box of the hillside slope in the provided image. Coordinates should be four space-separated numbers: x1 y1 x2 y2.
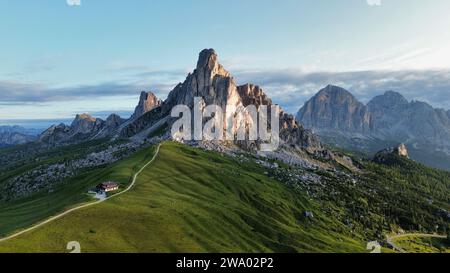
0 142 366 253
0 144 157 238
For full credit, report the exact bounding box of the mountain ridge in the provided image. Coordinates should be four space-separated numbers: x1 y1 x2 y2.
297 85 450 170
38 49 323 154
0 126 37 147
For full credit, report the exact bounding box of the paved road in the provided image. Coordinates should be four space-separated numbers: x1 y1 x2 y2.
386 233 447 253
0 144 161 243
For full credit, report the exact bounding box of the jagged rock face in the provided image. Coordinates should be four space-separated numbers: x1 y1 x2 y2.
297 85 371 134
71 114 105 135
120 107 166 139
279 112 321 151
237 84 273 107
39 123 71 143
367 91 410 135
38 49 324 153
132 91 162 119
161 49 322 152
297 86 450 170
297 86 450 143
395 143 409 158
106 114 126 128
368 91 409 110
373 143 410 164
368 94 450 142
163 49 242 113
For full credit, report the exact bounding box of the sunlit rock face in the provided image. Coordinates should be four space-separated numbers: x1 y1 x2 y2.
297 85 372 134
38 49 324 153
132 91 162 120
161 49 322 152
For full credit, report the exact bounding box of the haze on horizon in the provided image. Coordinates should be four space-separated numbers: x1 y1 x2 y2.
1 0 450 123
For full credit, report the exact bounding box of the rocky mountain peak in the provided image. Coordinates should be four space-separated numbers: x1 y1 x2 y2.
70 113 104 135
368 91 409 110
161 49 323 152
73 113 97 124
37 49 324 153
163 48 240 112
195 48 231 78
132 91 161 120
297 85 450 170
297 85 371 133
314 85 362 107
39 123 71 143
319 84 354 97
383 91 408 101
197 49 231 80
197 49 216 69
106 114 125 127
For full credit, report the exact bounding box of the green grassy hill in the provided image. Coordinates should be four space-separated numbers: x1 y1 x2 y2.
0 142 366 253
0 144 157 238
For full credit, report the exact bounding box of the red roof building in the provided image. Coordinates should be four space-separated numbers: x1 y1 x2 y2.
96 182 119 192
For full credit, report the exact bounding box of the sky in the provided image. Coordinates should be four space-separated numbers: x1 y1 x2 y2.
1 0 450 124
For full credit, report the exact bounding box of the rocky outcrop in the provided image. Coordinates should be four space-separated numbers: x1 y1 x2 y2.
70 114 105 135
237 84 273 107
106 114 126 128
120 107 166 139
132 91 162 120
92 114 127 139
396 143 409 158
39 123 71 144
373 143 410 164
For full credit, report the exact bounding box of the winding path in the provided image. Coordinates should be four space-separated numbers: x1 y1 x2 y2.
0 143 161 243
386 233 447 253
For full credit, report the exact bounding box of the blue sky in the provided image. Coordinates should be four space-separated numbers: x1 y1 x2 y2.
1 0 450 122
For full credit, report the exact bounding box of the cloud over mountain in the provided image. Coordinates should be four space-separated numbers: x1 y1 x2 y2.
1 69 449 117
234 69 450 114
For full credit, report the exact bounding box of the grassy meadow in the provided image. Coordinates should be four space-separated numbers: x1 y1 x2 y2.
0 142 366 253
0 145 157 238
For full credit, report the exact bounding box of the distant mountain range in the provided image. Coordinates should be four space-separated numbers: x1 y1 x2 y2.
0 126 37 147
297 85 450 171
